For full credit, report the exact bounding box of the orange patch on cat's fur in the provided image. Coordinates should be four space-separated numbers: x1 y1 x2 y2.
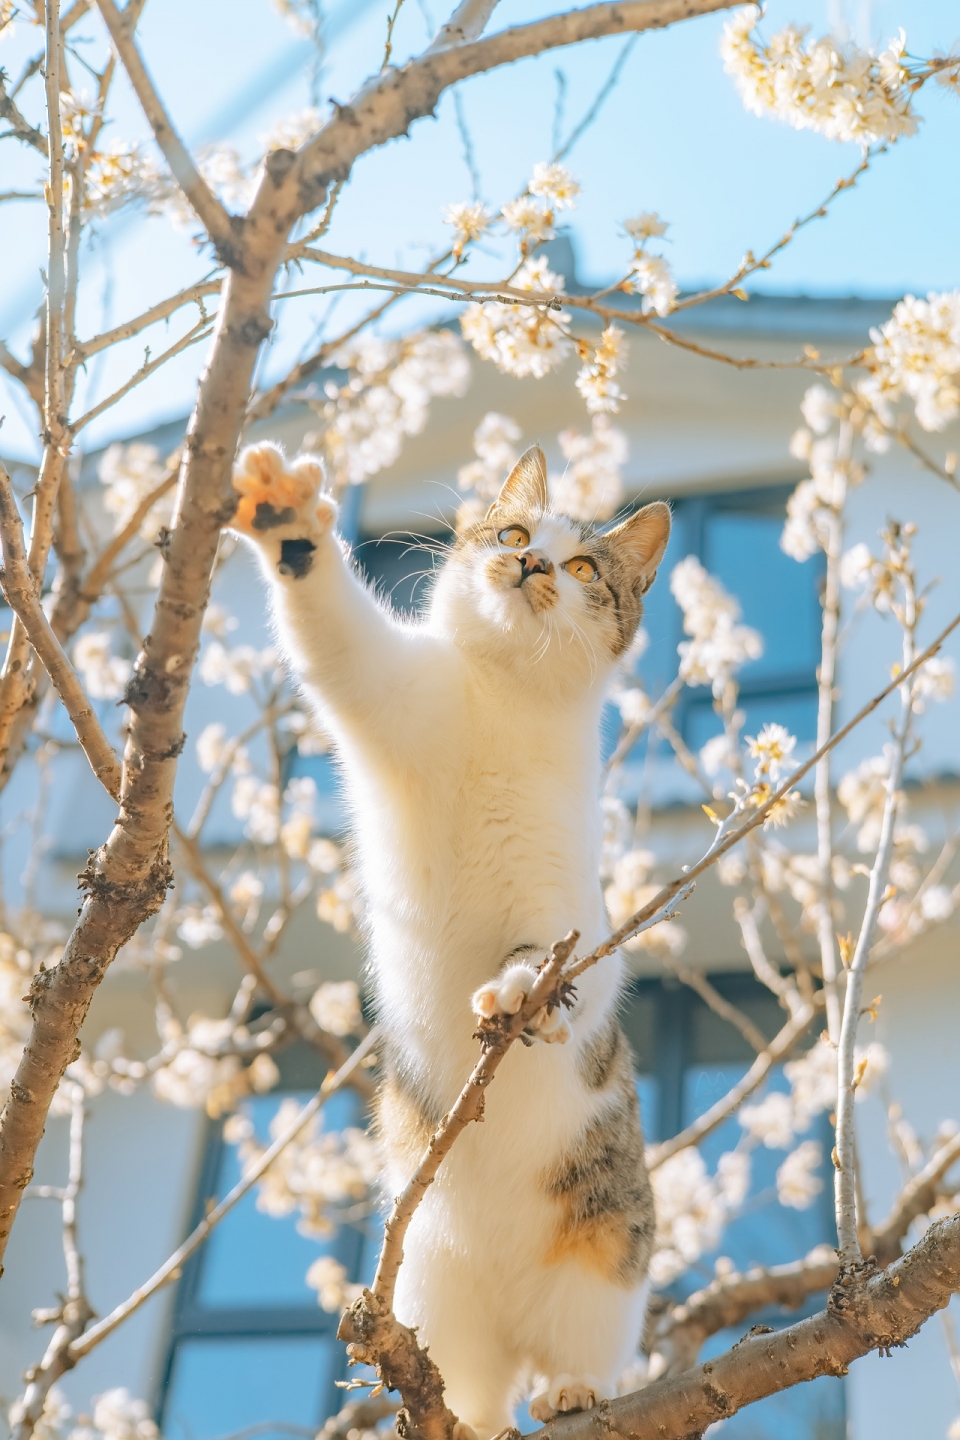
543 1211 640 1287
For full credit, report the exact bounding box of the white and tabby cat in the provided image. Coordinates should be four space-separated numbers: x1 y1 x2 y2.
228 441 670 1440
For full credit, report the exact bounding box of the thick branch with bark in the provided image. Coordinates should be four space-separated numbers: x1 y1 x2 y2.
529 1213 960 1440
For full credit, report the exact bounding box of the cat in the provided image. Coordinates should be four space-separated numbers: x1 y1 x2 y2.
228 440 671 1440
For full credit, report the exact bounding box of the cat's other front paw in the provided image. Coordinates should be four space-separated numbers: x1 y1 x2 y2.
230 444 337 577
471 963 570 1043
528 1375 605 1422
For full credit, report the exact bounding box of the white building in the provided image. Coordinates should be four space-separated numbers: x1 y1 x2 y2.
1 283 958 1440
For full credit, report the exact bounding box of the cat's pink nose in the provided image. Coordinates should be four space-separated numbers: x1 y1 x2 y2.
518 550 551 579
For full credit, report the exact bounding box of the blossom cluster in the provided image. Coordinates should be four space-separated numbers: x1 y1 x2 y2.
312 330 470 487
622 212 677 317
721 7 919 146
225 1096 381 1237
575 325 628 415
552 415 627 522
670 556 763 695
650 1146 750 1285
863 291 960 433
461 257 573 380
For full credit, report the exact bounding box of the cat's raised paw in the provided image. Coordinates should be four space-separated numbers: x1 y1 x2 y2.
230 443 337 570
528 1375 604 1422
471 962 570 1043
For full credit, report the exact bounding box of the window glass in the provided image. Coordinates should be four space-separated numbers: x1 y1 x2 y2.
702 511 822 685
679 1063 844 1439
197 1091 364 1309
164 1336 339 1440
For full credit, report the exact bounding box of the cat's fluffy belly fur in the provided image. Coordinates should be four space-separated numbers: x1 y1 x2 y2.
230 442 671 1439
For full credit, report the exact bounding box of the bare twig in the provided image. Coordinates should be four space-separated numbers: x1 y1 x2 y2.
651 1247 840 1375
647 1003 815 1169
11 1084 93 1440
75 278 223 360
835 535 918 1270
93 0 238 258
872 1130 960 1262
664 962 769 1053
68 1031 378 1362
70 320 214 433
0 464 122 799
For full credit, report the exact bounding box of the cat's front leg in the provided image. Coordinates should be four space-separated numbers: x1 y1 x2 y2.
471 962 571 1044
229 443 337 575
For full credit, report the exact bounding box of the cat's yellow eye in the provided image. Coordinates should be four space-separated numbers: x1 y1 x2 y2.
563 556 598 584
498 526 530 549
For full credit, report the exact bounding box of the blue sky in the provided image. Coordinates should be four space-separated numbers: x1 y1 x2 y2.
0 0 958 459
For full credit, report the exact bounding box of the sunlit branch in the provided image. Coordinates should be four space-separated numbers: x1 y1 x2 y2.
0 464 124 799
70 320 213 433
647 1003 815 1169
67 1031 379 1363
93 0 238 258
0 73 48 154
673 149 877 314
426 0 502 51
75 278 223 360
661 959 769 1052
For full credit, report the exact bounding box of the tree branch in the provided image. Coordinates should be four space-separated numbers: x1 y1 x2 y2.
70 319 213 433
92 0 239 260
75 278 223 360
67 1029 377 1362
647 1003 815 1169
0 72 48 154
425 0 502 51
0 464 122 799
872 1131 960 1263
528 1213 960 1440
651 1248 840 1376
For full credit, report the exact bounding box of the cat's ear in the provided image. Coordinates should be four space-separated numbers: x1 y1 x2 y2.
487 446 548 518
605 502 671 592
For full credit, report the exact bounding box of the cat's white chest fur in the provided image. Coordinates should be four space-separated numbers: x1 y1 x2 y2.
231 440 668 1439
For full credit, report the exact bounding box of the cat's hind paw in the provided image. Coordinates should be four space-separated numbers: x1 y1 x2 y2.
528 1376 605 1422
230 444 337 570
471 963 570 1044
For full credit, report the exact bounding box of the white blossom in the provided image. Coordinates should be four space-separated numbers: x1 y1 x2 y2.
318 330 471 486
306 1254 362 1313
458 412 521 505
605 850 688 959
68 1390 158 1440
230 1097 381 1236
308 838 342 874
196 722 229 774
499 196 555 244
232 777 281 846
461 258 573 379
838 750 893 852
528 161 581 209
649 1146 749 1286
575 325 628 415
799 384 837 436
740 1091 794 1149
746 723 796 784
74 631 131 701
721 7 919 146
670 556 762 694
863 292 960 432
317 870 361 933
200 641 278 694
442 200 491 258
840 541 874 590
11 1385 71 1440
177 904 224 950
914 656 955 709
623 212 668 241
261 107 322 152
776 1140 823 1209
202 603 238 640
551 416 627 522
309 980 362 1037
628 253 677 317
921 885 955 923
